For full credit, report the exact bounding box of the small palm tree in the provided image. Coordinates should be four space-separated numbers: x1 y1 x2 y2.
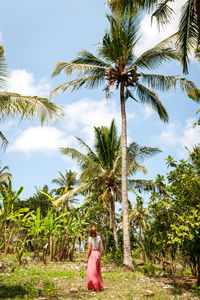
52 170 78 210
108 0 200 74
51 15 197 268
0 45 63 150
58 120 160 252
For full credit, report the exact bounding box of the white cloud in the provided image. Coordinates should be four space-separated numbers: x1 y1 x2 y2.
64 98 121 129
180 118 200 150
6 69 50 97
8 126 74 155
8 97 136 154
63 97 135 145
159 122 181 147
155 118 200 157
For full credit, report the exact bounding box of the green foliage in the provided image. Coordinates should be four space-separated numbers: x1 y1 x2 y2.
143 263 156 277
102 249 123 265
148 146 200 282
15 185 53 218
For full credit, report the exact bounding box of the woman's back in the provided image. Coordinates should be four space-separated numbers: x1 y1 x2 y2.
88 235 101 250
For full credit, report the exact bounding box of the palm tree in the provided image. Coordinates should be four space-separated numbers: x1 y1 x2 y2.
108 0 200 74
57 120 160 256
0 45 63 150
51 15 197 268
52 170 78 210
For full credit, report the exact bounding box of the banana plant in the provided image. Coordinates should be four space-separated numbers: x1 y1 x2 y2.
24 208 45 259
0 181 28 242
43 208 67 261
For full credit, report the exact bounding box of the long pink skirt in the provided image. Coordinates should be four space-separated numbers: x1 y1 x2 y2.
87 250 103 291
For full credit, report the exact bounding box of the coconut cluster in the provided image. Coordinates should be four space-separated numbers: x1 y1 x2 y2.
104 62 141 88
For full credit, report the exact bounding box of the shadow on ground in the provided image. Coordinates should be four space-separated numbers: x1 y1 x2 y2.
0 284 27 299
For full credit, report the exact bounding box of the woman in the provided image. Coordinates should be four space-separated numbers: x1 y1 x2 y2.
86 226 103 291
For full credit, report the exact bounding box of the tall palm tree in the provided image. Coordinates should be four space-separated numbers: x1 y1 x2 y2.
0 45 63 150
108 0 200 74
57 120 160 257
51 15 198 268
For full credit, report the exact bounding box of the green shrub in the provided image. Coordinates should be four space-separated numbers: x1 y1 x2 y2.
102 250 123 265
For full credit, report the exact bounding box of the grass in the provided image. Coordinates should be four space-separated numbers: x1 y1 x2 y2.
0 253 199 299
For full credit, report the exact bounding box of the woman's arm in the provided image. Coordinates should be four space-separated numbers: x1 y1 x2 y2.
86 243 92 262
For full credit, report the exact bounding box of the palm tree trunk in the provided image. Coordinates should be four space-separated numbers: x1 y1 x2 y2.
109 200 113 229
111 197 119 250
120 83 133 270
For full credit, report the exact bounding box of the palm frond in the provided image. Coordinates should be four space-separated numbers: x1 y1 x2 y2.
177 0 198 74
134 83 168 122
141 74 199 100
50 75 105 97
108 0 138 17
132 33 179 70
0 131 8 152
39 190 56 206
0 92 63 124
127 142 161 162
70 50 110 68
124 88 138 101
151 0 174 28
55 183 89 206
52 60 108 78
187 87 200 101
60 147 99 170
99 15 139 65
178 78 200 102
75 137 100 163
108 0 158 16
140 73 178 91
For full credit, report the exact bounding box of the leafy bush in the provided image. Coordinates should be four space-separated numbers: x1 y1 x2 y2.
102 249 123 265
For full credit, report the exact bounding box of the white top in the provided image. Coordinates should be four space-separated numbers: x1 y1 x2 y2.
88 235 102 250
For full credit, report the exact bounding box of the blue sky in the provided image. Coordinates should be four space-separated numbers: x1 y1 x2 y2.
1 0 200 203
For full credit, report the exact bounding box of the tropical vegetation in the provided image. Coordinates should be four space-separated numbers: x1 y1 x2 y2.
51 13 199 268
